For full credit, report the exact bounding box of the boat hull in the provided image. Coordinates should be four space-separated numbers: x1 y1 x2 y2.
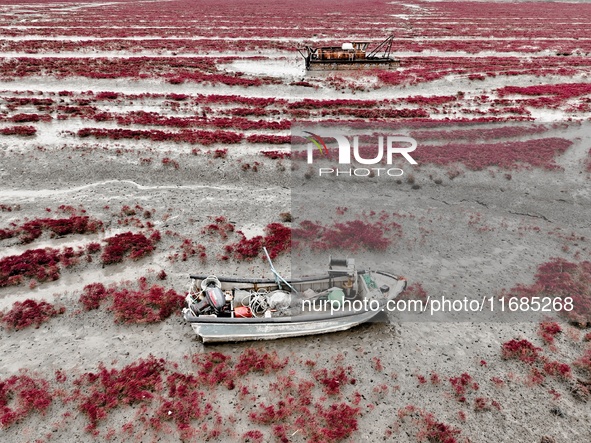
190 308 382 343
307 59 400 71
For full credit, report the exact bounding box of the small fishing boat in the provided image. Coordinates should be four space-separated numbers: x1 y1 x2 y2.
182 249 407 343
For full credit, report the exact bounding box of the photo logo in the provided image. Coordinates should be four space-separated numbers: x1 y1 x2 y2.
295 128 418 178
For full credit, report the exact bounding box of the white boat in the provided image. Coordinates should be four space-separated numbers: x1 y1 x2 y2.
182 251 407 343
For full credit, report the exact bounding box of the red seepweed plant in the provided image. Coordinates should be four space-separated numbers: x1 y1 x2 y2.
110 283 184 324
501 339 541 364
0 373 53 428
501 338 572 384
574 348 591 375
396 405 466 443
504 258 591 327
202 216 235 240
0 299 65 330
0 215 103 244
449 373 479 402
0 247 85 288
313 365 354 395
74 356 167 430
79 282 109 311
100 231 160 265
538 321 562 345
293 216 401 252
224 223 291 261
78 278 183 324
0 125 37 136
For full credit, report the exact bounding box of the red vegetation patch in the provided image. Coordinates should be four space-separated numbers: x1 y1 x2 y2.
202 216 235 240
225 223 291 261
261 150 291 160
1 348 366 439
497 83 591 101
246 134 290 144
411 125 548 143
398 282 428 303
372 357 384 372
0 125 36 136
542 361 571 378
501 339 541 364
314 402 360 441
0 247 79 287
0 215 103 244
212 148 228 158
169 238 206 263
191 352 235 388
79 282 109 311
420 414 462 443
473 397 501 412
74 356 166 430
113 204 156 229
234 348 289 376
574 348 591 375
101 231 159 264
313 365 353 395
242 430 264 443
225 235 262 260
110 284 184 324
10 113 43 123
55 370 67 384
415 138 571 171
293 217 401 252
396 405 463 443
0 299 64 330
449 373 479 402
0 374 52 428
538 321 562 345
504 258 591 327
501 339 572 383
78 278 182 324
2 56 272 88
261 223 291 259
249 400 359 442
78 127 243 145
161 157 179 169
70 350 291 436
151 372 216 438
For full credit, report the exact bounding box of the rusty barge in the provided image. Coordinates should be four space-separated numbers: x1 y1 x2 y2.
298 35 399 71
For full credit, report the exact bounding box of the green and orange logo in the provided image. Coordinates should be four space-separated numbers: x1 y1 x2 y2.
303 131 329 157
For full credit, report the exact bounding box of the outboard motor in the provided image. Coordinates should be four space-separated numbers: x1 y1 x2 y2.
204 285 226 312
191 276 227 315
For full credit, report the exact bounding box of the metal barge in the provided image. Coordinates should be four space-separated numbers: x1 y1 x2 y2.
298 35 399 71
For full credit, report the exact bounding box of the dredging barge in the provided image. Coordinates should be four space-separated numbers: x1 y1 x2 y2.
298 35 399 71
